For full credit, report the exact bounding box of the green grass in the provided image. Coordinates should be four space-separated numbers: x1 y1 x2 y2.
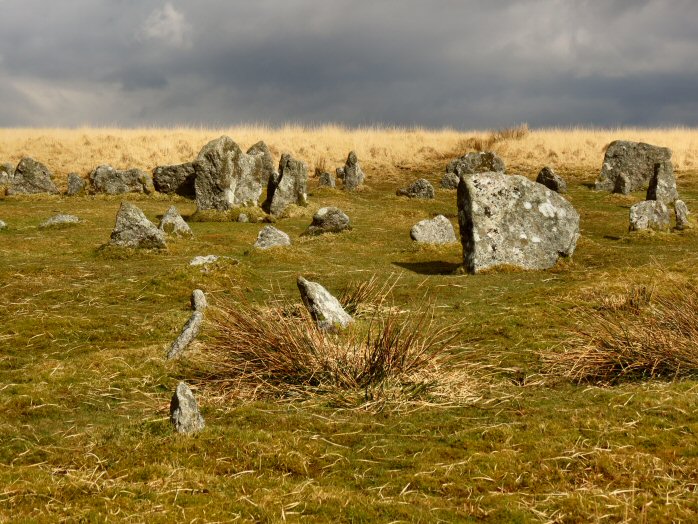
1 171 697 522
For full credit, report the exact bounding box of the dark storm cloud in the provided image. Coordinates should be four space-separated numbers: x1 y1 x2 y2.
0 0 697 127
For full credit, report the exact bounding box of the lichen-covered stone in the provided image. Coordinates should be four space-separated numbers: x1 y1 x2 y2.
246 141 275 186
304 207 351 236
646 161 678 204
447 151 505 176
170 382 205 434
190 289 207 312
159 206 193 237
254 225 291 249
39 214 80 228
297 276 353 330
263 153 308 216
457 172 579 273
90 165 154 195
7 158 59 195
675 200 691 230
166 311 203 360
318 171 335 188
109 202 167 249
396 178 435 199
629 200 670 232
342 151 364 190
410 215 457 244
536 167 567 193
595 141 671 193
440 172 460 189
66 173 86 196
152 163 196 197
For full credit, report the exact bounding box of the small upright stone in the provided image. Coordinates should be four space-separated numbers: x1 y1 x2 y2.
7 158 59 195
440 172 460 189
297 276 353 330
263 154 308 216
629 201 670 232
109 202 167 249
342 151 365 190
396 178 435 199
410 215 457 244
170 382 205 434
318 171 335 188
674 200 691 230
254 225 291 249
159 206 193 238
166 311 203 359
39 214 80 228
536 167 567 193
190 289 207 312
304 207 351 235
646 161 678 204
66 173 86 196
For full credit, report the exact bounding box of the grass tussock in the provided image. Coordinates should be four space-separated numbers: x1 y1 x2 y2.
544 283 698 384
338 273 400 316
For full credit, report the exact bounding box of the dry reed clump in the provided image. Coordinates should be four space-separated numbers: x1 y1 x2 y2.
543 283 698 384
338 273 401 317
184 295 480 410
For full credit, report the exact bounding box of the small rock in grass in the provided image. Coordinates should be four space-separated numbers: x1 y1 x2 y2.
7 157 59 195
189 255 220 266
297 276 353 330
410 215 457 244
674 200 691 230
0 220 7 231
109 202 167 249
536 167 567 193
304 207 351 236
318 171 335 188
39 214 80 228
190 289 207 312
646 161 678 204
440 172 460 189
166 311 203 360
396 178 435 199
66 173 86 196
629 200 670 232
170 382 205 434
159 206 193 238
254 225 291 249
237 213 249 223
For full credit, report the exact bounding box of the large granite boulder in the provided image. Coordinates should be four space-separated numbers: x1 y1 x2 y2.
410 215 457 244
263 153 308 216
66 173 86 196
629 201 670 232
304 207 351 236
646 161 678 204
109 202 167 249
396 178 435 199
159 206 193 237
7 158 59 195
254 225 291 249
675 200 691 230
152 162 196 197
457 172 580 273
341 151 365 190
536 167 567 193
595 141 672 193
170 382 205 434
297 276 353 330
90 165 154 195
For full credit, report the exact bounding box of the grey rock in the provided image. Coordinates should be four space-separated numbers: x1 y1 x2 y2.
336 167 346 180
263 153 308 216
0 162 14 185
536 167 567 193
595 141 672 193
66 173 86 196
297 276 353 330
318 171 335 188
675 200 691 230
166 311 203 360
440 172 460 189
647 161 678 204
396 178 435 199
0 220 7 231
447 151 505 177
159 206 193 238
190 289 207 312
237 213 249 223
246 141 275 186
109 202 167 249
342 151 364 190
189 255 220 266
614 173 632 195
7 158 59 195
458 172 580 273
410 215 457 244
629 200 670 232
39 214 80 228
254 225 291 249
304 207 351 236
90 165 154 195
169 382 205 434
152 163 196 197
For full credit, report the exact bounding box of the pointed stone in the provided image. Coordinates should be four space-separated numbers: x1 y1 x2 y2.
159 206 193 238
536 167 567 193
7 158 58 195
170 382 205 434
109 202 167 249
254 225 291 250
342 151 364 191
166 311 203 360
297 276 353 330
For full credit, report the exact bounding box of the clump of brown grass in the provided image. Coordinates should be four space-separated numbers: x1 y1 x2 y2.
543 284 698 384
338 273 400 316
455 123 530 153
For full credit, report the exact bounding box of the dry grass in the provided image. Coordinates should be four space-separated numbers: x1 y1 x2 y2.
544 283 698 384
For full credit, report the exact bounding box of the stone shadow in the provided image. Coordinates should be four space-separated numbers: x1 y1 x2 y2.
392 261 462 275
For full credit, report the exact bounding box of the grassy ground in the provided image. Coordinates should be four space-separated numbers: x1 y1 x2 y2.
1 129 697 522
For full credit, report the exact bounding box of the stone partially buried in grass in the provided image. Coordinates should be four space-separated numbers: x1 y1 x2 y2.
410 215 457 244
396 178 435 199
304 207 351 235
170 382 205 434
90 165 154 195
66 173 86 196
109 202 167 249
536 166 567 193
7 157 59 195
254 225 291 250
297 276 353 330
629 200 670 232
457 172 580 273
39 214 80 229
159 206 193 238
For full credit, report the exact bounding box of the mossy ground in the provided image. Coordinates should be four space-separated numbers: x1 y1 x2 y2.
1 168 697 522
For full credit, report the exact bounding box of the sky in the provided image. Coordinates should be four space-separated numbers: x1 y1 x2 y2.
0 0 697 129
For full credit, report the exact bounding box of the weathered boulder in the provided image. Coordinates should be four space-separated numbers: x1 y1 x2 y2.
170 382 205 434
166 311 203 359
254 225 291 249
90 165 154 195
397 178 435 199
263 154 308 216
595 141 672 193
341 151 364 190
318 171 335 188
0 162 13 185
66 173 86 196
410 215 457 244
447 151 505 176
159 206 193 238
297 276 353 330
629 201 670 232
237 213 249 223
457 172 580 273
304 207 351 236
109 202 167 249
7 158 59 195
152 162 196 197
39 214 80 228
646 161 678 204
675 200 691 230
536 167 567 193
190 289 207 312
246 141 275 186
440 172 460 189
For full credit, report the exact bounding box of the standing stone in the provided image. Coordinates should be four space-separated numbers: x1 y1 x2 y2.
440 172 460 189
646 161 678 204
170 382 205 434
159 206 193 238
536 167 567 193
90 165 154 195
254 225 291 249
246 141 275 186
342 151 365 190
39 214 80 228
297 276 353 330
675 200 691 230
304 207 351 235
166 311 203 359
458 172 580 273
410 215 457 244
7 158 59 195
263 154 308 216
0 162 13 185
595 141 672 193
318 171 335 188
152 163 196 197
190 289 207 312
336 167 346 181
109 202 167 249
66 173 86 196
629 201 670 232
396 178 435 199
